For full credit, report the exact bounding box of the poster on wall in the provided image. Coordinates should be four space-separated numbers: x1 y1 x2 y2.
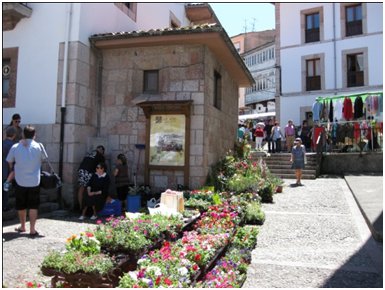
149 114 185 166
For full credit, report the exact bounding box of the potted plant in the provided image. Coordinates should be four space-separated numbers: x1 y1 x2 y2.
244 201 265 225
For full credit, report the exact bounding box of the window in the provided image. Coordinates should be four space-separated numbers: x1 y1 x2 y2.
214 71 222 110
143 70 159 93
306 58 321 91
2 47 18 108
301 7 323 44
347 53 364 87
346 4 362 36
234 42 240 53
115 3 137 21
305 13 320 43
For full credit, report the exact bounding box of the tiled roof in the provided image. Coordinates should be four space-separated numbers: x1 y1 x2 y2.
90 23 223 41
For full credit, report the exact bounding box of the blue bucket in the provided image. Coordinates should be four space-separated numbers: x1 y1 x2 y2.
126 195 141 213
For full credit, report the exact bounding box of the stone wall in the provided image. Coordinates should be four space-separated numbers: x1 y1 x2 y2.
321 152 383 175
99 44 239 192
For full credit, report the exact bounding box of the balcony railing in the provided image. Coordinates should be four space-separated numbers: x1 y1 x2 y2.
346 20 363 37
305 28 320 43
306 76 321 91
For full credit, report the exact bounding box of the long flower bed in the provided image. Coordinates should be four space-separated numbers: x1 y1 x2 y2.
40 191 265 288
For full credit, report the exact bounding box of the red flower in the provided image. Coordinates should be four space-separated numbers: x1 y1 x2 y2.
26 282 34 288
192 264 199 271
155 276 161 285
194 253 201 261
164 278 172 286
85 232 94 238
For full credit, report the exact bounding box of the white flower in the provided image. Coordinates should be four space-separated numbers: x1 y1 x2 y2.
178 267 188 276
147 266 162 276
128 271 138 281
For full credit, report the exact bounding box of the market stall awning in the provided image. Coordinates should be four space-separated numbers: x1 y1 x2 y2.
238 111 275 121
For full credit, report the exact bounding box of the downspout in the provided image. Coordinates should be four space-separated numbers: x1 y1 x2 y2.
58 3 72 209
96 48 103 137
333 3 337 94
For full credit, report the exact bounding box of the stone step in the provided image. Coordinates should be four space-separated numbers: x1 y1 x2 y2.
266 164 317 170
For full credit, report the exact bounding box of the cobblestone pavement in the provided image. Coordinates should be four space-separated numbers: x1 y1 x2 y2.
243 177 383 288
2 177 383 288
2 213 97 288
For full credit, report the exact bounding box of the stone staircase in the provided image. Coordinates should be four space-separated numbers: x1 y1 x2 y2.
2 187 60 221
251 152 319 179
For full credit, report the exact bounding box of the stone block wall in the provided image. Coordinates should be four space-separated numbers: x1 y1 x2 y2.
99 44 239 192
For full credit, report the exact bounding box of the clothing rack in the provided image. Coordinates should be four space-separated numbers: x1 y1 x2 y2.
315 91 382 102
317 119 380 152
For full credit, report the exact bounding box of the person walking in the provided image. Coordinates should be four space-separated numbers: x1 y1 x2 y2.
264 119 274 153
285 119 296 153
6 125 47 236
79 162 111 220
77 145 105 210
6 113 23 142
113 153 130 212
2 127 17 211
271 122 283 153
290 137 306 186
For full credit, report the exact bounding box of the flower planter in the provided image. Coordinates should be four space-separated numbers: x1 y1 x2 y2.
42 266 121 288
276 185 283 193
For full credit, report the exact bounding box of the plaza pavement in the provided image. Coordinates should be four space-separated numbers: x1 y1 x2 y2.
243 175 383 288
2 175 383 288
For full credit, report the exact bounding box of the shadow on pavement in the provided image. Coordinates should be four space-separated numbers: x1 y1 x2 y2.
2 231 45 242
322 232 383 287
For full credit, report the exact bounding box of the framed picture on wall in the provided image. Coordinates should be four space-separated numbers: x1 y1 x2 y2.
149 114 185 166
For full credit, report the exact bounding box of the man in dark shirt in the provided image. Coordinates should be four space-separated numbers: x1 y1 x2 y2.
264 119 274 153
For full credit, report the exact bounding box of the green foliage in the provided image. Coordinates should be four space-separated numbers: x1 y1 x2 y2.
212 192 222 205
244 201 265 225
231 225 259 250
41 251 114 275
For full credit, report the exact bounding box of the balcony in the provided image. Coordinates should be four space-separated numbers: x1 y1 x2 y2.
3 3 32 31
245 91 275 106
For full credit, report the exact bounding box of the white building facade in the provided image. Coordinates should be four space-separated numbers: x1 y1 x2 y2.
243 41 276 114
3 3 191 124
275 3 383 126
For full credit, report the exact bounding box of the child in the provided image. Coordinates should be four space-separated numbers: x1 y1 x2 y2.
113 154 129 212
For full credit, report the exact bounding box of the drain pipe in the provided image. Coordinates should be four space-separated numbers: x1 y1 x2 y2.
58 3 72 209
332 3 337 94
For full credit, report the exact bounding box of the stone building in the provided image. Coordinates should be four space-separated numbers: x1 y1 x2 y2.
89 24 253 193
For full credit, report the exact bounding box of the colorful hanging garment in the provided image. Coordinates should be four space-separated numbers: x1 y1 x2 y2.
354 96 364 119
343 97 353 121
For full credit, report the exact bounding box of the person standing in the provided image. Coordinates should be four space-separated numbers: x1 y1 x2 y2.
285 120 296 153
290 137 306 186
6 113 23 142
6 125 47 236
300 120 312 151
271 122 283 153
254 125 264 150
113 153 130 212
264 119 274 153
77 145 105 210
2 127 17 211
79 162 110 220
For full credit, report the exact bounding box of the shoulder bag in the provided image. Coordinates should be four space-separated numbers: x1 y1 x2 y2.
39 143 62 189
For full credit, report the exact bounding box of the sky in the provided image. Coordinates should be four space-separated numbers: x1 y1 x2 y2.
209 3 275 37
